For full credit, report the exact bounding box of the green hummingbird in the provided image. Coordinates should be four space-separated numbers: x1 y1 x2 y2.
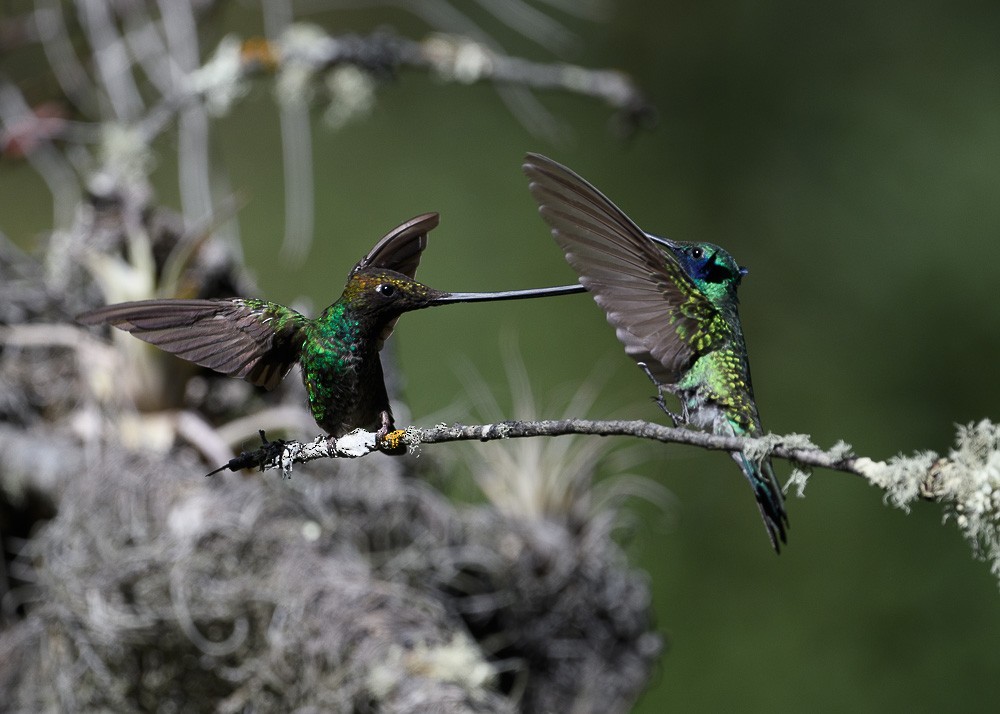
522 153 788 551
79 212 584 443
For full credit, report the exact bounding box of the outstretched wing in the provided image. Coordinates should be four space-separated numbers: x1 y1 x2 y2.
78 298 309 390
350 213 439 279
523 153 725 384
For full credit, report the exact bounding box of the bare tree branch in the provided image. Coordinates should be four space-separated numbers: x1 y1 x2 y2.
215 418 867 479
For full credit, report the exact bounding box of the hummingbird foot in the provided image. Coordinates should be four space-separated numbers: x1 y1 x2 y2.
637 362 686 426
374 410 395 440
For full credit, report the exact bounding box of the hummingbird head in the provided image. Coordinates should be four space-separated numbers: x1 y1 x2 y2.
648 234 747 303
323 268 461 355
341 268 449 317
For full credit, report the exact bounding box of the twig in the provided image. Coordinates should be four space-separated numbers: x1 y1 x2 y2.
411 420 873 475
208 418 879 482
143 28 651 144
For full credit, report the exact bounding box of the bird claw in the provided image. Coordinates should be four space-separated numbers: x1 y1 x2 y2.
659 404 686 427
637 362 686 426
374 410 394 440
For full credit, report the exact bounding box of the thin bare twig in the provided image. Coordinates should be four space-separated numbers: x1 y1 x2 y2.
210 418 873 481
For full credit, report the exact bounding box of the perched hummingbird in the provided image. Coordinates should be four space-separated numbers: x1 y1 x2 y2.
79 212 584 442
522 153 788 551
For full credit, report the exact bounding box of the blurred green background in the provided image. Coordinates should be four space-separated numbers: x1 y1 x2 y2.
4 1 1000 710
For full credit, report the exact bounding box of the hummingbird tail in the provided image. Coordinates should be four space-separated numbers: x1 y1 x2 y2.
734 452 788 553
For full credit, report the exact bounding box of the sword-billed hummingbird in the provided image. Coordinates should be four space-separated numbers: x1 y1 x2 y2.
79 213 584 441
522 154 788 551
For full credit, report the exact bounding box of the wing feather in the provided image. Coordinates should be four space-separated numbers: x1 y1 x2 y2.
523 154 725 383
351 213 439 279
78 298 309 390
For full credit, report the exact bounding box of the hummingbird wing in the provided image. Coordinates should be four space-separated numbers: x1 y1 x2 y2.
523 153 726 384
78 298 309 390
351 213 439 279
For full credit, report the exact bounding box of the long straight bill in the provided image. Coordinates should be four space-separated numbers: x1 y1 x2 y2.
432 283 587 304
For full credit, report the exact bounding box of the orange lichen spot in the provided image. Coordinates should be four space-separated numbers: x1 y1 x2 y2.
241 37 280 72
379 429 407 452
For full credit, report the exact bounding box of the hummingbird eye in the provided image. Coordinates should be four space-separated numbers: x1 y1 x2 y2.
690 246 704 259
376 283 396 297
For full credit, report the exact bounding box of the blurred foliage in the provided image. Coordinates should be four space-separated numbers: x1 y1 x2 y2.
2 0 999 711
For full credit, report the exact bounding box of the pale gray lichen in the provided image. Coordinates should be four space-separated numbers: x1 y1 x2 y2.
865 451 939 512
784 468 811 498
827 439 856 461
422 34 495 84
366 635 497 701
744 433 824 498
275 24 332 106
744 432 824 465
742 432 785 463
334 428 377 457
934 421 1000 578
99 124 156 188
186 35 249 116
860 420 1000 582
323 66 376 130
403 425 426 455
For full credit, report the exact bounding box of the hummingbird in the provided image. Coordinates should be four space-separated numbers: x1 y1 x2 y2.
79 212 585 443
522 153 788 551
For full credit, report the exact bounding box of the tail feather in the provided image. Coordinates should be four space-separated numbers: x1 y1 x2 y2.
734 451 788 553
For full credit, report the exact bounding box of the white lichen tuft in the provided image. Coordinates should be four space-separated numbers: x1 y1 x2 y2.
743 432 823 464
403 425 425 453
865 451 938 511
785 468 811 497
742 432 784 463
934 420 1000 578
366 635 496 699
404 636 497 690
827 439 856 461
99 124 156 187
323 66 377 129
744 432 824 497
861 420 1000 582
278 23 336 66
275 24 333 106
422 34 495 84
334 429 377 457
186 35 249 116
